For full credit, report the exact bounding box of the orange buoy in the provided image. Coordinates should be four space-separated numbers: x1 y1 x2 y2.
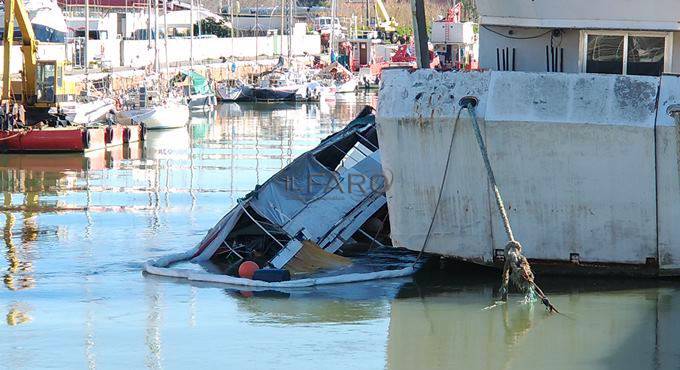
238 261 259 279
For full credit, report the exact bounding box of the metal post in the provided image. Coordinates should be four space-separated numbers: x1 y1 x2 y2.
365 0 369 28
410 0 429 68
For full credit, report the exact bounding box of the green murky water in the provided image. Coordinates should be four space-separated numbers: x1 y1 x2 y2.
1 93 679 370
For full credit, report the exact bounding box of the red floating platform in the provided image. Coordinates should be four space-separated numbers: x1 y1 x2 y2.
0 124 143 153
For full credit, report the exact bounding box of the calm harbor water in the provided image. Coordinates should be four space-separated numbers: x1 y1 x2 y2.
1 93 679 370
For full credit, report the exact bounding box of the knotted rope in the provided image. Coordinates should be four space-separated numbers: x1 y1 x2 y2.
462 98 558 313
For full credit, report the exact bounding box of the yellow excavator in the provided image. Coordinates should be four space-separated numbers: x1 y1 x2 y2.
374 0 398 43
2 0 74 122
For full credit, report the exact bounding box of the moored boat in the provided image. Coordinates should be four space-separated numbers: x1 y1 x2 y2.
172 71 217 111
215 79 250 102
51 98 115 126
121 100 189 130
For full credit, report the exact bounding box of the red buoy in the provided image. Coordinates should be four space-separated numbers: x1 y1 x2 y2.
238 261 259 279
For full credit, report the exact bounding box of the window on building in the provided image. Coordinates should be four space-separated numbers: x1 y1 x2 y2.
583 32 671 76
627 36 665 76
586 35 624 74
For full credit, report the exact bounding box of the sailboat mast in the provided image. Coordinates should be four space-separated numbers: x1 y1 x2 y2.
287 0 291 61
280 0 284 55
190 0 194 68
330 0 335 58
85 0 89 78
154 0 159 73
163 0 169 74
255 0 259 65
146 0 151 48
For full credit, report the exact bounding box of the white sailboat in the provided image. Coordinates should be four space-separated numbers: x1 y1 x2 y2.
120 0 189 130
133 101 190 130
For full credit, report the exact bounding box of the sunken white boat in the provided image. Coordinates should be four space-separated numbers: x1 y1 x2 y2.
144 108 417 287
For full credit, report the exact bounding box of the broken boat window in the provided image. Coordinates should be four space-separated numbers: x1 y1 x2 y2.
586 35 624 74
627 36 665 76
339 141 372 171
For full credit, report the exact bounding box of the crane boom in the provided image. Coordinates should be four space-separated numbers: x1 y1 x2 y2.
375 0 390 23
2 0 38 102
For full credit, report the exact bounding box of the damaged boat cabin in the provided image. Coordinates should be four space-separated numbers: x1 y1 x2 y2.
189 110 390 275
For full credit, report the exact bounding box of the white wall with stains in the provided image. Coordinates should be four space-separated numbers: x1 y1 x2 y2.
377 69 680 274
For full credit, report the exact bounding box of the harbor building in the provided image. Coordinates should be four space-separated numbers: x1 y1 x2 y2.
476 0 680 74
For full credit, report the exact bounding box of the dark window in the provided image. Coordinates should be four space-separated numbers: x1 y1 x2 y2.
586 35 624 74
627 36 665 76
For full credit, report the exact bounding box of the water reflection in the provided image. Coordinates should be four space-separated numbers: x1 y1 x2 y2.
6 301 31 325
231 277 410 324
3 194 35 291
0 95 377 367
3 93 675 370
387 271 680 370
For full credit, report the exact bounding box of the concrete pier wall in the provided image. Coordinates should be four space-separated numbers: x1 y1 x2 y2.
106 35 320 68
377 69 680 274
655 74 680 274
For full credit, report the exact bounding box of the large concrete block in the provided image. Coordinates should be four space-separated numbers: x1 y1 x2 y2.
378 69 494 262
378 70 666 269
655 74 680 274
485 72 658 263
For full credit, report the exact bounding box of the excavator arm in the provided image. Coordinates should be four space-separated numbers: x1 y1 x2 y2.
374 0 390 23
2 0 38 102
373 0 397 36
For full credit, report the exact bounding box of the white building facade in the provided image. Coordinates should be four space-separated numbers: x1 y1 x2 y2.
476 0 680 74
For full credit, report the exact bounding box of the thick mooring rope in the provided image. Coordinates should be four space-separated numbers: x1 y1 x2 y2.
462 99 558 313
413 106 465 264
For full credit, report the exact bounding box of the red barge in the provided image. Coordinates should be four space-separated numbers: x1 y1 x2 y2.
0 125 144 153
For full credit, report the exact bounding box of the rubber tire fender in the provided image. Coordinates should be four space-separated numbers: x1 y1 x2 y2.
82 129 91 149
105 126 114 144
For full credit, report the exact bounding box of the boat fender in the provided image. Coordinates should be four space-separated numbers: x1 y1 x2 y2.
252 269 291 283
238 261 259 279
105 126 114 144
82 130 91 149
140 122 147 141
